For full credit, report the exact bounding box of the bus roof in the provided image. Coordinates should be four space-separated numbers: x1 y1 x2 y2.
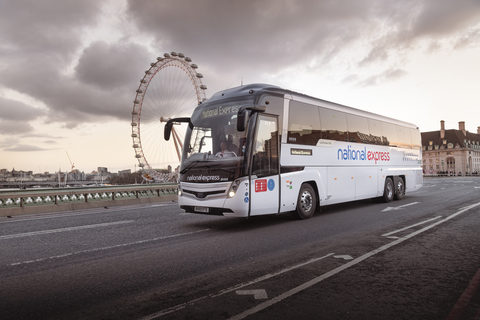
204 83 418 130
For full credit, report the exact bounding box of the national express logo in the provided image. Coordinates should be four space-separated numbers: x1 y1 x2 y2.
337 146 390 164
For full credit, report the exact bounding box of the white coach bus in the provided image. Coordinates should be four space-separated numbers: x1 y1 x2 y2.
165 84 423 219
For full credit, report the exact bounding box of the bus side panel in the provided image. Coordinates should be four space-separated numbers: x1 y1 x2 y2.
404 168 423 194
355 167 378 200
249 176 280 216
279 168 327 213
326 167 355 205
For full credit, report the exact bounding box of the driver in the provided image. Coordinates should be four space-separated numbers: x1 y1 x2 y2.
215 141 237 158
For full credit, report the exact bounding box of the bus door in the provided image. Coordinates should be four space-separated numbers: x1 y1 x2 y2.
249 114 280 216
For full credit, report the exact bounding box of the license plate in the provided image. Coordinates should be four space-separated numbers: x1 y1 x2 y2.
194 206 209 213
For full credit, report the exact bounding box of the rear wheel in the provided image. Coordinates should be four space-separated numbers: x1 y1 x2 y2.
292 183 316 220
394 177 405 200
383 177 394 203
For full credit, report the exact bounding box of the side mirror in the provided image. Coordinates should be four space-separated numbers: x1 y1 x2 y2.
164 117 191 141
237 109 248 132
164 121 173 141
237 105 266 132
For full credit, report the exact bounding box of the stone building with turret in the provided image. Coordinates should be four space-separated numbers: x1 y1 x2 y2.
421 121 480 175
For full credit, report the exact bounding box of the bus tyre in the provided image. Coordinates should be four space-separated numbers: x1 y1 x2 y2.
293 184 316 220
383 177 394 203
394 177 405 200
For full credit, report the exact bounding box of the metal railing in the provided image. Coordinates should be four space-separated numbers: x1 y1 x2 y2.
0 184 178 217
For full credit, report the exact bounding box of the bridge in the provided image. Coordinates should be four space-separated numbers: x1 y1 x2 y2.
0 183 178 217
0 180 105 189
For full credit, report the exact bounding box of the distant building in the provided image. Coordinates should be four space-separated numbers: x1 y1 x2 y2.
421 121 480 175
118 169 131 176
97 167 109 174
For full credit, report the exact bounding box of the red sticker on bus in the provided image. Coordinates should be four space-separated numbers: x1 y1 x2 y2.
255 179 267 192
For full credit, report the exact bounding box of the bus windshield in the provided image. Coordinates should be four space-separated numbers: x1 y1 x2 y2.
180 103 250 183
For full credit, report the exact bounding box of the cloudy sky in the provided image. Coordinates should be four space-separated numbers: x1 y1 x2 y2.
1 0 480 174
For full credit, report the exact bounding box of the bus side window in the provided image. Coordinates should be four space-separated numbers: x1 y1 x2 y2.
368 119 383 145
287 101 321 145
410 128 422 149
396 126 412 149
381 122 398 147
319 108 348 142
346 113 369 143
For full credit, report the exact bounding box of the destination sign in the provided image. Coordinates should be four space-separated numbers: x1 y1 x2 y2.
291 148 312 156
201 105 240 118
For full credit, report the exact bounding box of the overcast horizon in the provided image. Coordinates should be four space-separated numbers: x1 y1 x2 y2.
1 0 479 173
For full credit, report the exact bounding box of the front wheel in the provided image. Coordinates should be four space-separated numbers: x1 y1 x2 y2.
292 183 316 220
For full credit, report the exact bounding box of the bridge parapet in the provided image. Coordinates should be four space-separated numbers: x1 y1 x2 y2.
0 184 178 217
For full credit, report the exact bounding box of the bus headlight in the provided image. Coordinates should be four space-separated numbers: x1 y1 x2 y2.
227 180 241 198
178 188 183 197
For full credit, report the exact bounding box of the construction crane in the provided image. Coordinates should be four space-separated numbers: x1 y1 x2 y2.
66 151 74 172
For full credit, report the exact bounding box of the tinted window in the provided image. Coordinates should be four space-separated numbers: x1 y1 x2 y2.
367 119 384 145
381 122 398 147
396 126 412 148
287 101 321 145
346 114 369 143
319 108 348 142
410 128 421 149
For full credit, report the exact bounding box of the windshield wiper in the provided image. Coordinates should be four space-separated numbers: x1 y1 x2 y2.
180 161 201 174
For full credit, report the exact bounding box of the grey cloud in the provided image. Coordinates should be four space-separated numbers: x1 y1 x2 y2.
3 144 47 152
0 0 101 61
0 97 45 121
0 119 36 135
357 68 408 87
127 0 373 75
75 41 152 90
126 0 480 94
0 40 152 127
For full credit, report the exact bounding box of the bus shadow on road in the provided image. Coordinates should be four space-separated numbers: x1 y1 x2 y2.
184 198 382 232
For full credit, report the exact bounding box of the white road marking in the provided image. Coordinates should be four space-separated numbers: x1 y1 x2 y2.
9 229 209 266
227 201 480 320
0 220 133 240
382 202 419 212
334 255 353 260
138 253 335 320
381 216 442 237
236 290 268 300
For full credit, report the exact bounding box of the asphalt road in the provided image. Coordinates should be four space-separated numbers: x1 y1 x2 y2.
1 177 479 320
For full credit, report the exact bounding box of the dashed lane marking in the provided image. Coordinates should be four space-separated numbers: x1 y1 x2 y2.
8 229 209 266
236 290 268 300
0 220 133 240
